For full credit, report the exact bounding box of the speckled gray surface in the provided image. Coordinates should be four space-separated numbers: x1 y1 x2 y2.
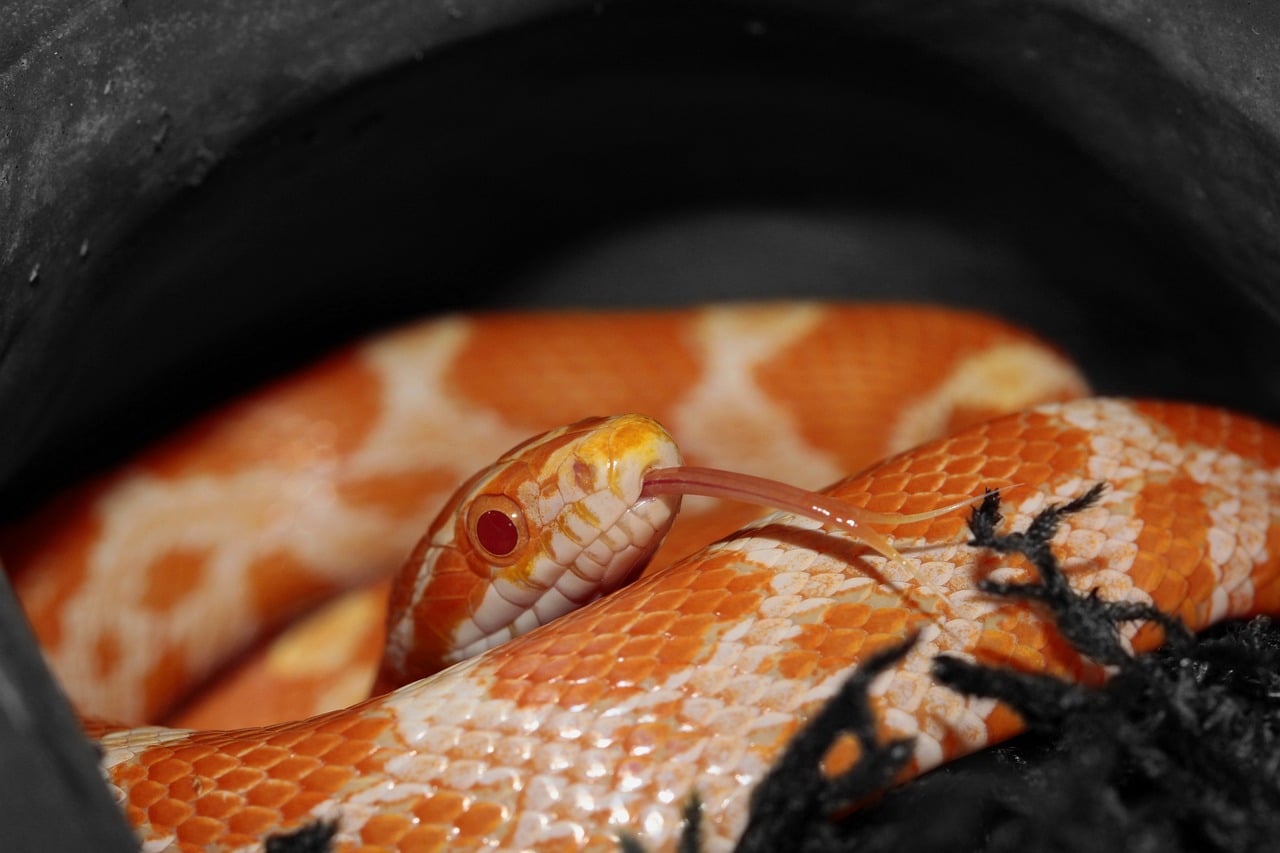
1 0 551 276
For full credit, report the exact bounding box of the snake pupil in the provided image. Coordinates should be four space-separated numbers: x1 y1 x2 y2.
476 508 520 557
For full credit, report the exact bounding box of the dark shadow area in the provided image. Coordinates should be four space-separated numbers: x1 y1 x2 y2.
4 5 1275 517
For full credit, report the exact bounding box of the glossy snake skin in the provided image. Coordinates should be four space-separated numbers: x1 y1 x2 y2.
3 303 1277 851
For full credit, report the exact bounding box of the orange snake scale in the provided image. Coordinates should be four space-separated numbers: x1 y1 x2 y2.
2 304 1277 851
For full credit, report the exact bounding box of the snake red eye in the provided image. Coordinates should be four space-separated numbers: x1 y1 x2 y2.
476 510 518 554
465 494 528 565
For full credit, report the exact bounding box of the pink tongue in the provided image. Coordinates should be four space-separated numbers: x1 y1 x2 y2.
642 466 879 530
641 466 991 564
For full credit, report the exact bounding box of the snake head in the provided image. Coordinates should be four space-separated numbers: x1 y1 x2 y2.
374 414 682 693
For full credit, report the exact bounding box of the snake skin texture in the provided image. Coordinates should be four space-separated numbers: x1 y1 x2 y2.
2 303 1086 725
4 305 1276 851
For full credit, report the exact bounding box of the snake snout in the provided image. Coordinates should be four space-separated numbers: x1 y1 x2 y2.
544 413 684 597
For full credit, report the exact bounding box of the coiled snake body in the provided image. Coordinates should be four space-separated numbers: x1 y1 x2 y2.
2 303 1277 851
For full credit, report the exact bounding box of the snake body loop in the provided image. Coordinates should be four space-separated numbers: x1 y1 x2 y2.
2 304 1276 851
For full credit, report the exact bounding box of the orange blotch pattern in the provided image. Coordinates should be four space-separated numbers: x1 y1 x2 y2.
0 485 105 649
1136 400 1280 470
447 311 702 431
820 733 864 778
1251 522 1280 615
1132 478 1215 630
143 350 383 480
141 546 212 613
113 711 395 849
168 582 388 729
830 410 1095 544
336 468 461 519
755 306 1082 471
142 644 194 723
246 549 346 630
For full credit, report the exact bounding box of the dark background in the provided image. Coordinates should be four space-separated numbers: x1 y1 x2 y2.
3 0 1279 848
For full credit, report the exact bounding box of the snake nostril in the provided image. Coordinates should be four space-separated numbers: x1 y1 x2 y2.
573 458 595 494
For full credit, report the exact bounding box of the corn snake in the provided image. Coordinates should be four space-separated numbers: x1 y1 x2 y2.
2 302 1278 851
